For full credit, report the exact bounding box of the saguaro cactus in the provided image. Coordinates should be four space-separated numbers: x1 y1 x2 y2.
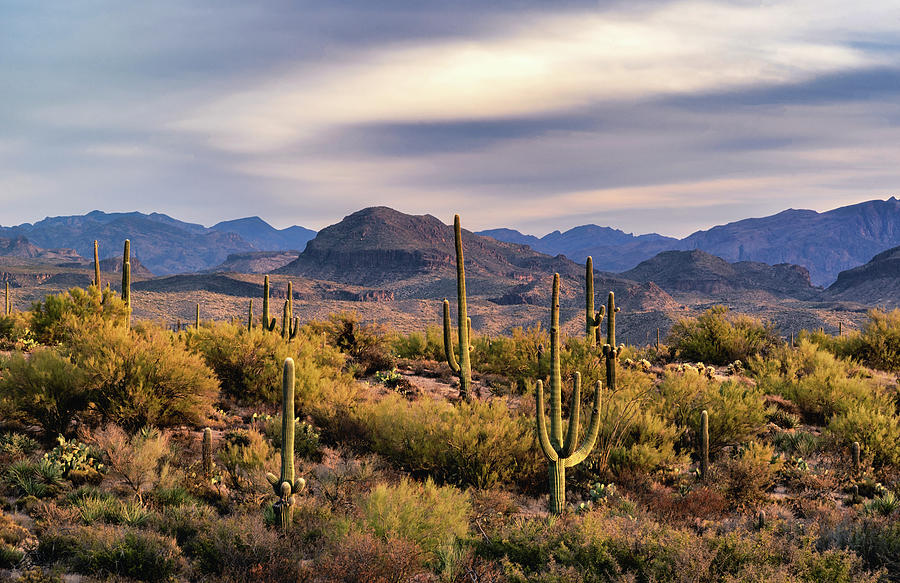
601 292 624 391
4 282 9 316
202 428 213 479
247 299 254 331
584 257 605 346
442 214 473 400
195 303 200 329
266 358 306 530
536 273 603 514
261 276 277 331
122 239 131 327
93 240 101 288
281 281 299 340
700 410 709 481
851 441 860 476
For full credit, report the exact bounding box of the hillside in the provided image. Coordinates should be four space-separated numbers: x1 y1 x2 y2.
827 245 900 306
621 250 820 300
211 217 315 252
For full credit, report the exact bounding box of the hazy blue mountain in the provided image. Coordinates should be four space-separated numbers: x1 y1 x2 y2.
211 216 316 252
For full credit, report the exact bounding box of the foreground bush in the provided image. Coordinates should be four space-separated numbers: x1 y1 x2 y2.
36 524 185 582
668 305 781 365
0 348 88 436
65 321 218 429
361 477 469 563
362 394 540 489
29 285 129 345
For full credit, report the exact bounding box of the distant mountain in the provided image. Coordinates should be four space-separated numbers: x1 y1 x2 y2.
276 207 676 312
211 217 315 252
678 197 900 286
99 255 154 279
482 197 900 286
0 236 82 263
827 245 900 306
0 211 314 275
478 225 677 272
211 251 301 274
621 250 819 299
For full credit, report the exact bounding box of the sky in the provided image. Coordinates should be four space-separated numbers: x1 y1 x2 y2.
2 1 900 237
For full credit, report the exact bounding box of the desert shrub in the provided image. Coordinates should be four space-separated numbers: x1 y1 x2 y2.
311 530 426 583
714 441 783 510
656 372 769 454
772 430 822 458
471 325 549 388
855 309 900 371
64 320 218 429
0 348 88 436
668 306 781 365
829 400 900 469
11 568 62 583
215 428 273 491
183 512 306 582
71 492 151 526
87 425 172 502
29 285 128 345
751 341 882 423
0 432 41 459
309 311 394 376
362 394 540 489
850 516 900 577
361 477 470 563
255 413 321 462
36 524 185 582
152 502 217 546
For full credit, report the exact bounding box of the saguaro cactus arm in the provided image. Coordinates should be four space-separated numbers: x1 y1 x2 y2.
535 380 559 463
442 300 460 372
565 380 602 467
262 275 277 331
585 257 606 344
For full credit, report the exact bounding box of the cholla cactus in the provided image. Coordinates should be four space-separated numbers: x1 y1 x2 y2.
265 358 306 530
536 274 602 514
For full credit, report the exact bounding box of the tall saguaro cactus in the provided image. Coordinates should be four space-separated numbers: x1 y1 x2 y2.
536 273 603 514
247 299 254 332
202 428 213 479
281 281 299 340
93 240 101 289
601 292 624 391
265 358 306 530
261 276 277 332
584 257 605 346
195 303 200 328
4 282 9 316
122 240 131 327
700 410 709 481
442 214 473 400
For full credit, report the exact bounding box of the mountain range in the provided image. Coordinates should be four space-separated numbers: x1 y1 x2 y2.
480 197 900 286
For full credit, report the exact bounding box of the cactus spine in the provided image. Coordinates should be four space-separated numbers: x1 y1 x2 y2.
584 257 605 346
4 282 9 316
601 292 624 391
93 240 101 288
281 281 299 340
262 276 277 331
248 299 253 331
442 214 472 400
122 240 131 327
202 428 213 479
700 410 709 481
536 273 603 514
266 358 306 530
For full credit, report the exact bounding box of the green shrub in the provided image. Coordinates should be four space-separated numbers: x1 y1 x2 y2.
29 285 128 345
668 306 781 365
714 441 783 510
829 400 900 469
361 477 469 563
309 311 394 376
256 413 321 462
4 459 65 498
65 320 218 429
0 348 88 437
36 524 185 582
855 309 900 371
0 432 40 459
216 428 273 491
751 341 882 423
362 394 540 489
850 517 900 577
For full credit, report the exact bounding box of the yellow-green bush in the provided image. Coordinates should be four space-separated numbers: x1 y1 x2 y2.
362 394 540 489
668 306 781 365
64 321 218 429
0 348 88 436
828 398 900 469
29 286 128 345
361 477 469 564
